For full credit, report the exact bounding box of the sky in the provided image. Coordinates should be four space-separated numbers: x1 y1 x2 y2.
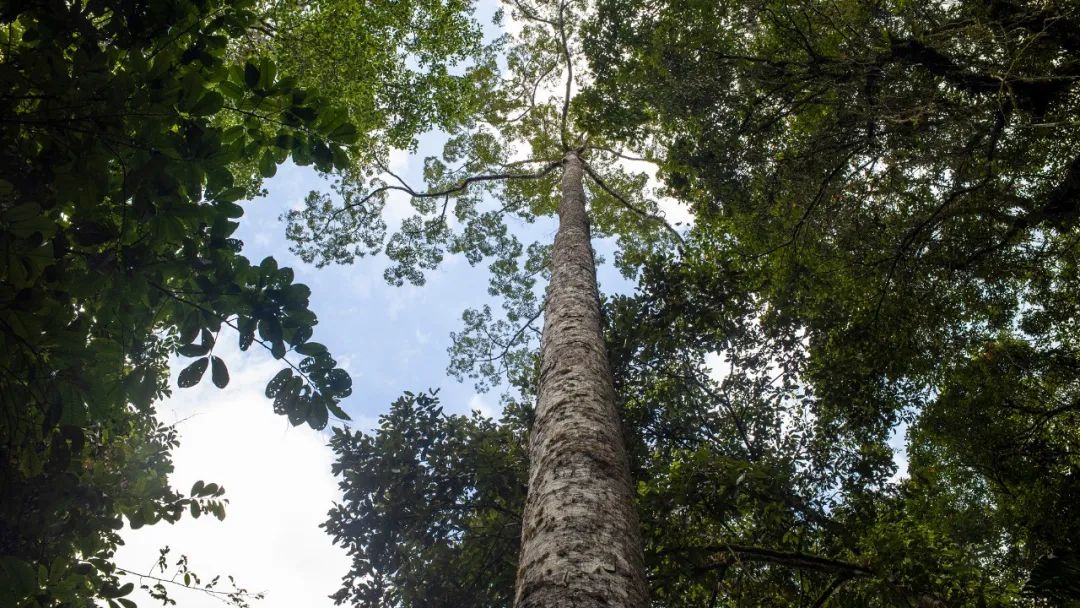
113 4 904 606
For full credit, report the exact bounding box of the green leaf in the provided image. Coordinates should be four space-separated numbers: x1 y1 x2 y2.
238 316 256 351
258 57 276 89
307 401 328 429
312 141 333 170
178 343 210 357
330 122 359 144
190 91 224 116
0 557 37 603
289 325 313 346
259 256 278 274
326 368 352 396
213 186 247 203
218 201 245 218
286 395 310 426
219 79 245 100
177 358 209 388
244 61 259 88
211 356 229 388
259 150 277 178
100 582 134 598
326 399 351 421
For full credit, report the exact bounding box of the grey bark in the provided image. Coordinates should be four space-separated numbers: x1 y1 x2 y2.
513 152 648 607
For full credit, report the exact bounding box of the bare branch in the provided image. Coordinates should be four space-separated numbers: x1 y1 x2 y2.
511 0 557 26
556 1 574 151
330 160 562 224
580 161 686 245
661 544 874 579
507 59 560 123
810 575 852 608
594 145 660 165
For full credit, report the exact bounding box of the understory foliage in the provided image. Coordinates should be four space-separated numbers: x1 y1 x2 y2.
0 0 481 605
324 0 1080 606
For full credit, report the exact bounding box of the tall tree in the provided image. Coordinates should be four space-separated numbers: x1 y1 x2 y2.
294 0 689 603
514 150 647 606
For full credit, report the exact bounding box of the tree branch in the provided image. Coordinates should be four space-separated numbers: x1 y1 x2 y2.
335 160 561 218
581 161 686 245
594 145 660 165
115 566 263 606
810 575 852 608
662 544 874 579
511 0 557 26
556 1 574 151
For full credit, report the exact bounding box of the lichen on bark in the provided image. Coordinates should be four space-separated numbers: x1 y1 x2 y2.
514 152 648 608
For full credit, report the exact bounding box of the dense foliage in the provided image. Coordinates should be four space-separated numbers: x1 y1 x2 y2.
4 0 1077 606
0 0 483 604
325 391 526 606
584 0 1080 604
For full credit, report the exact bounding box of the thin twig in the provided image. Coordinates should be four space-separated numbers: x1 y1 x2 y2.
594 145 659 164
661 544 874 579
115 566 263 606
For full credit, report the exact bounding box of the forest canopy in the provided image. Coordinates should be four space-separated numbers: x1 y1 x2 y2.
1 0 1078 607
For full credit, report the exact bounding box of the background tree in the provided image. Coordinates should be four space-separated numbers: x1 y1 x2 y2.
580 0 1080 604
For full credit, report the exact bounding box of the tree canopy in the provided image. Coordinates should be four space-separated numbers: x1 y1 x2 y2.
3 0 1079 606
579 0 1080 602
0 0 484 604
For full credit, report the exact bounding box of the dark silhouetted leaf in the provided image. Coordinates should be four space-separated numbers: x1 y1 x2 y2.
177 358 209 388
211 356 229 388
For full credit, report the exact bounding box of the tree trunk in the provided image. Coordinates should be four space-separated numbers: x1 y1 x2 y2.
513 152 648 607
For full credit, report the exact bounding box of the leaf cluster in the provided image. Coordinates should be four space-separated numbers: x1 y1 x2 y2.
0 0 373 604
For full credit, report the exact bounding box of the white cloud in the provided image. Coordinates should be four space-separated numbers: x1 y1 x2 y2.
612 156 695 229
703 351 730 386
468 393 500 419
115 340 349 608
388 148 410 174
